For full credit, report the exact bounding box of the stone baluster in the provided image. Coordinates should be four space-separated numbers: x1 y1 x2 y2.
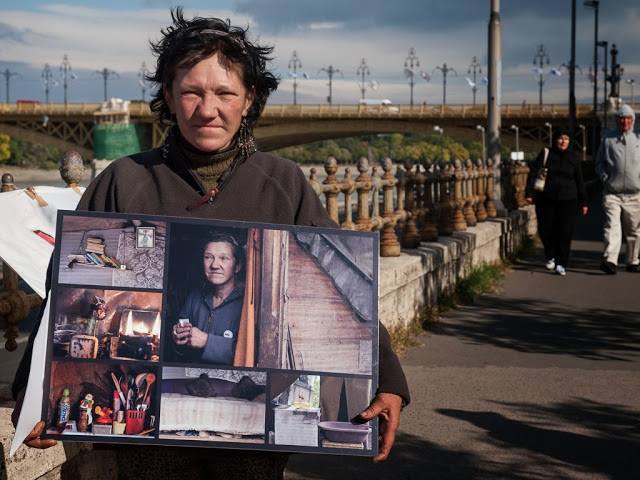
395 163 407 230
485 158 497 217
1 173 16 192
438 161 454 236
401 159 420 248
452 159 467 231
419 159 439 241
515 161 530 208
380 158 401 256
475 159 488 222
354 157 373 230
463 159 478 227
341 167 356 230
322 156 341 224
370 165 383 229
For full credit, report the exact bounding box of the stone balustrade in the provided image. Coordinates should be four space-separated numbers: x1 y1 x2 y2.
307 155 527 258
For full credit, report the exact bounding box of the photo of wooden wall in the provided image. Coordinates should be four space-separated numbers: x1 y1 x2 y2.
258 230 375 375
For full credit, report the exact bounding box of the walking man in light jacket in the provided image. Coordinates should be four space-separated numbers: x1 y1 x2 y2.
596 104 640 273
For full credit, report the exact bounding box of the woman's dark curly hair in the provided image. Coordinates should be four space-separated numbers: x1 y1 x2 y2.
147 7 279 129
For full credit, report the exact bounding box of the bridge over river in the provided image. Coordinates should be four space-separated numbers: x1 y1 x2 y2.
0 102 600 159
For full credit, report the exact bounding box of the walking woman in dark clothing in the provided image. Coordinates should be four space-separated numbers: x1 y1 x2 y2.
526 128 588 275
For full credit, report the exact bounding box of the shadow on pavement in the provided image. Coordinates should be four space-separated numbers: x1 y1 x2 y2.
286 431 504 480
438 397 639 480
431 297 640 361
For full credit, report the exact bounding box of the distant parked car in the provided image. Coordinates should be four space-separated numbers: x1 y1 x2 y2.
358 98 400 113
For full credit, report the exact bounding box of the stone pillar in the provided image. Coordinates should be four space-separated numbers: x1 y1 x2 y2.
322 156 340 225
475 159 488 222
453 159 467 231
380 158 401 257
401 159 420 248
354 157 373 230
419 159 439 241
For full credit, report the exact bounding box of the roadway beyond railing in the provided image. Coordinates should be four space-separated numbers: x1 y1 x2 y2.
0 103 599 119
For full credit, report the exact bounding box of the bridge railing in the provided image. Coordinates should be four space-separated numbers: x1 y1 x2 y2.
0 103 594 119
306 156 529 257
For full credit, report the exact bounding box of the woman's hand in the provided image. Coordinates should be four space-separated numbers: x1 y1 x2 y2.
188 326 209 349
24 421 57 449
172 324 191 345
582 206 588 216
357 392 403 462
525 197 533 205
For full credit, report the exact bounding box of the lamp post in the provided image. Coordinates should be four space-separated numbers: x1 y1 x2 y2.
41 64 57 104
432 63 458 105
1 69 21 103
434 125 445 160
476 125 486 162
467 56 483 106
598 40 608 129
544 122 553 148
288 51 303 105
584 0 599 159
404 47 420 106
318 65 342 105
356 58 370 101
59 54 74 106
609 44 623 100
510 125 520 154
94 68 119 102
533 44 551 105
579 124 587 161
626 79 636 104
138 62 149 101
568 0 577 139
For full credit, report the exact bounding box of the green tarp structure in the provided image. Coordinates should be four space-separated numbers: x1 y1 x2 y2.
92 123 150 160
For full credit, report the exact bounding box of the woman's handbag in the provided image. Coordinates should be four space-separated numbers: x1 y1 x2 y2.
533 148 550 192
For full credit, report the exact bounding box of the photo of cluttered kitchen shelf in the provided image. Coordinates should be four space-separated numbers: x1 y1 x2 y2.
52 286 163 362
57 214 167 290
45 361 159 439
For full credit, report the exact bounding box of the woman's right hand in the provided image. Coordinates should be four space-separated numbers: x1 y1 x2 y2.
172 323 192 345
525 197 533 205
24 421 57 449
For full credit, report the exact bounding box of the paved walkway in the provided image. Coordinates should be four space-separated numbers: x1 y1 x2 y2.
286 197 640 479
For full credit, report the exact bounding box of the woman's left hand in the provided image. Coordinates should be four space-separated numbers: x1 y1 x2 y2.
188 326 209 349
357 392 403 462
582 206 588 216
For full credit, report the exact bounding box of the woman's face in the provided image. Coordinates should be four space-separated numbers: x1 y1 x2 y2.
556 134 570 151
165 53 253 152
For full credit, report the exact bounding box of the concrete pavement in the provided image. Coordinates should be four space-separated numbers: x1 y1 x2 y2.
286 198 640 479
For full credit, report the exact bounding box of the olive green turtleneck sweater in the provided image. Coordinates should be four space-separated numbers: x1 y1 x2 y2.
177 133 239 193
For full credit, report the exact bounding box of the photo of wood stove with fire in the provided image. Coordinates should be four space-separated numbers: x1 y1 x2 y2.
45 361 159 438
52 286 163 362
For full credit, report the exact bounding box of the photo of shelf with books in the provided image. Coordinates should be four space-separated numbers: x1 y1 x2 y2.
57 215 166 290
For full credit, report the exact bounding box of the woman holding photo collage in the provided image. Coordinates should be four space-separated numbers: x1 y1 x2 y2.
13 8 410 479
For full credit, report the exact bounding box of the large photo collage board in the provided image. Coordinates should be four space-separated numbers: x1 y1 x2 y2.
41 210 379 456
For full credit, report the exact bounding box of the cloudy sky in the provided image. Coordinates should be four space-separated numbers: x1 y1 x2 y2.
0 0 638 105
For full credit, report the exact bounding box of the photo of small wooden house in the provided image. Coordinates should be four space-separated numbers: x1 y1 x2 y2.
52 286 163 362
159 367 266 444
257 229 376 375
58 215 166 290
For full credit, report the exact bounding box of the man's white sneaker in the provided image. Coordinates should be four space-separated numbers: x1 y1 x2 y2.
545 259 556 270
555 265 566 276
